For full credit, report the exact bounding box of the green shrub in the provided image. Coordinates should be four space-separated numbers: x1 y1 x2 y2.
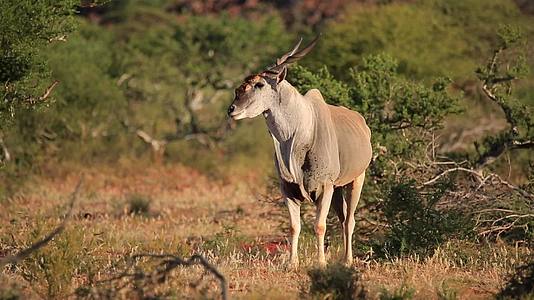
379 180 473 258
0 0 78 127
308 0 530 80
126 194 152 216
306 263 366 300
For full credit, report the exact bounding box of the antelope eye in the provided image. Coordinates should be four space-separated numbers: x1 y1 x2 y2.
254 82 264 89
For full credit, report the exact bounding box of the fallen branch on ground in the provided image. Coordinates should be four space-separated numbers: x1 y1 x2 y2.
81 253 227 300
0 178 82 269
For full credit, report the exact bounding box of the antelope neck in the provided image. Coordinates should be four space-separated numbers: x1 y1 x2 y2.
264 81 314 143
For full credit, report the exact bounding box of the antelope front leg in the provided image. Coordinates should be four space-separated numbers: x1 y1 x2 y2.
315 184 334 267
286 198 301 269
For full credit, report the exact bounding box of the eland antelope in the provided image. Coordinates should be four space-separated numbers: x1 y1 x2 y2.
227 36 372 267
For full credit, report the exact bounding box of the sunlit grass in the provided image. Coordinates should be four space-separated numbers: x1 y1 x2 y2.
0 165 531 299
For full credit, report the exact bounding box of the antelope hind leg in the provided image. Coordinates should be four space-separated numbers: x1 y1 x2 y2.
343 172 365 266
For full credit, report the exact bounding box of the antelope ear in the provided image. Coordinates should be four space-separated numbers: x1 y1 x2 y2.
277 67 287 83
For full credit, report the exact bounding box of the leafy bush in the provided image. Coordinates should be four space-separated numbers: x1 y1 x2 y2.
306 263 366 300
126 194 152 216
0 0 78 127
291 24 533 253
0 0 79 198
379 180 473 257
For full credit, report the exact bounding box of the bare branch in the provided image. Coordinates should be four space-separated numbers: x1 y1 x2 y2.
0 178 83 269
490 174 534 201
36 80 60 103
48 35 67 43
474 83 533 168
116 73 132 86
420 167 484 187
512 140 534 149
0 136 11 162
481 84 498 102
136 130 167 151
136 130 167 162
90 253 228 299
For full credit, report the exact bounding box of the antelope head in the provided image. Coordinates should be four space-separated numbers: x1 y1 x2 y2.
227 36 319 120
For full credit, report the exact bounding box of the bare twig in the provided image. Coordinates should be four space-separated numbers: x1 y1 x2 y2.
490 173 534 201
38 80 60 102
0 136 11 162
420 167 484 187
136 130 167 152
48 35 67 43
116 73 132 86
0 178 83 269
512 140 534 149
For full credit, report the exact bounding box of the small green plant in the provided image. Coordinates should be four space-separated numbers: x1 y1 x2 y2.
380 180 473 258
126 194 151 216
379 283 415 300
306 263 366 300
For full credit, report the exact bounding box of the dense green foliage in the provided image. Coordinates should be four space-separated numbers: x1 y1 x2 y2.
1 2 290 186
3 0 533 178
380 180 472 257
292 19 533 254
0 1 78 125
308 0 532 80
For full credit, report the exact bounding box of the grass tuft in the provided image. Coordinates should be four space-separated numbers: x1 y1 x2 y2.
379 283 415 300
306 263 366 300
126 194 151 216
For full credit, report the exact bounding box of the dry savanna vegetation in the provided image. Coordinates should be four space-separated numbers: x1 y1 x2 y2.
1 1 534 299
0 165 532 299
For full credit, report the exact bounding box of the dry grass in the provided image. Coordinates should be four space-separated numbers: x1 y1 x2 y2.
0 164 531 299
